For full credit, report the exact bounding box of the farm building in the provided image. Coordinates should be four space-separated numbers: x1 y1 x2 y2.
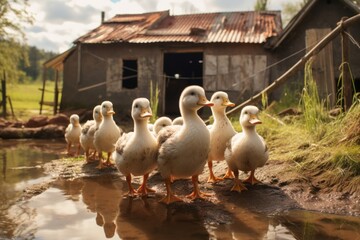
266 0 360 108
43 0 360 119
55 10 282 118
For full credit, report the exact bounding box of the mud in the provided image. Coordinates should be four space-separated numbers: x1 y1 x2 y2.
22 156 360 224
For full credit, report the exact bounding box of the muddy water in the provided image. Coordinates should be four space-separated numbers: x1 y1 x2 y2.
1 140 360 240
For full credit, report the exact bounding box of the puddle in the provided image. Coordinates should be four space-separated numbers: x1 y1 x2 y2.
0 139 360 239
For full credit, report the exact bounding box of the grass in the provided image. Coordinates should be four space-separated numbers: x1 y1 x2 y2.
251 97 360 194
2 81 58 120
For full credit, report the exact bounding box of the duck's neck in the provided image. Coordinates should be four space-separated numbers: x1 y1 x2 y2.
243 126 257 135
181 108 204 129
134 119 152 138
212 108 231 126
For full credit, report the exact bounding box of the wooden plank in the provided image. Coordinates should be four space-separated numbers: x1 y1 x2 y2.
106 58 122 92
305 28 335 106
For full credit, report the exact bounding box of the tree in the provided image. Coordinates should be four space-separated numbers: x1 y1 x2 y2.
254 0 268 11
281 0 309 26
0 0 33 83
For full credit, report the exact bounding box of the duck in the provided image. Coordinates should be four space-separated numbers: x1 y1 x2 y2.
224 105 269 192
157 85 214 204
172 116 183 126
64 114 82 156
153 116 172 136
80 105 102 163
207 91 236 183
113 98 158 196
94 101 122 169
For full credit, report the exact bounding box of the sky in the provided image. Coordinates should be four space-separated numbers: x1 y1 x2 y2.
24 0 301 53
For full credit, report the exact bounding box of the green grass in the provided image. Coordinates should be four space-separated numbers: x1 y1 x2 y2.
3 81 58 120
249 101 360 194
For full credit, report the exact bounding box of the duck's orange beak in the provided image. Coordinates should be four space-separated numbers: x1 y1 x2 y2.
249 114 262 125
198 96 214 107
222 97 235 107
140 108 152 118
107 110 115 115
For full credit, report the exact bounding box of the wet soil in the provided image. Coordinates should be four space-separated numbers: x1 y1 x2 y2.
22 156 360 225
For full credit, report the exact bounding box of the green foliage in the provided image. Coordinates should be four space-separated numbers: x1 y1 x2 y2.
300 59 328 134
0 0 34 83
281 0 309 26
254 0 267 11
149 80 159 123
261 91 268 110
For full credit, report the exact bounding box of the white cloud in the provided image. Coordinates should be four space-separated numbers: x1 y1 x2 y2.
24 0 297 53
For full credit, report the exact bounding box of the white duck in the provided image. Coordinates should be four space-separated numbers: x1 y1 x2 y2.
207 91 236 183
224 105 269 192
113 98 158 196
157 85 214 204
172 116 183 126
94 101 122 169
64 114 82 156
80 105 102 163
153 116 172 137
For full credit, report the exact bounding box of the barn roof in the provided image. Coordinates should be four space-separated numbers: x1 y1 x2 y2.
269 0 360 49
75 10 282 45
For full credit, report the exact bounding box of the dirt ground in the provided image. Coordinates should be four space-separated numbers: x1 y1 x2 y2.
22 155 360 221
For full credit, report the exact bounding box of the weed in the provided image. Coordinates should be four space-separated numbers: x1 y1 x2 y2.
149 80 159 123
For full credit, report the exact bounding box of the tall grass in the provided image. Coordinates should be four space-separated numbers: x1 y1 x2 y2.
300 58 328 133
149 80 159 123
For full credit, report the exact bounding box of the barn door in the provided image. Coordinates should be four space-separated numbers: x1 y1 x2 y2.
305 28 336 107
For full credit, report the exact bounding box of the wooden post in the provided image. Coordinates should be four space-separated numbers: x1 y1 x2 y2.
341 17 352 111
53 70 59 115
1 71 6 118
39 68 46 114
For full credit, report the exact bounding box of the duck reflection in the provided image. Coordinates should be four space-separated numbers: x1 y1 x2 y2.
81 176 123 238
116 197 210 240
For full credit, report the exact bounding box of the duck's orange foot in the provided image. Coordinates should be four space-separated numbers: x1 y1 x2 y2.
104 161 114 167
159 194 183 204
207 175 222 183
222 169 235 179
230 180 248 192
96 161 105 169
243 173 261 185
186 190 212 200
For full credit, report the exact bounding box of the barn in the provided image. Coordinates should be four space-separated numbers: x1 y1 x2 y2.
266 0 360 108
43 1 360 119
56 10 282 118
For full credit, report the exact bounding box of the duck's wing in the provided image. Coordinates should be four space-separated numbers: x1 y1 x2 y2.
115 132 133 155
157 125 181 146
259 135 268 153
81 120 95 135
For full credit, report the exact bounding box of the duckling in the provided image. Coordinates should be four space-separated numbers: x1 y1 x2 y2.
113 98 158 197
207 91 236 183
153 116 172 137
224 105 268 192
80 105 102 163
157 85 214 204
64 114 82 156
94 101 122 169
172 116 183 126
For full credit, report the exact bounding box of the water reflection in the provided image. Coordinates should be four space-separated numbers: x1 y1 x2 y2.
1 140 360 239
0 139 64 240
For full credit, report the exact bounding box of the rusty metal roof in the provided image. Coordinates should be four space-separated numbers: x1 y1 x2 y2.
75 10 282 45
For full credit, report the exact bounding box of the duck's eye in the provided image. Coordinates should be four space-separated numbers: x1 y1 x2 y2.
216 96 220 99
190 92 195 96
244 111 248 114
135 104 138 108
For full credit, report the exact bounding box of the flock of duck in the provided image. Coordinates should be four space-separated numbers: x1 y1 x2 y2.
64 85 268 204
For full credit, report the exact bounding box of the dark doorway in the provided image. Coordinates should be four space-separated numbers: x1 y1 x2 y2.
163 52 203 115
